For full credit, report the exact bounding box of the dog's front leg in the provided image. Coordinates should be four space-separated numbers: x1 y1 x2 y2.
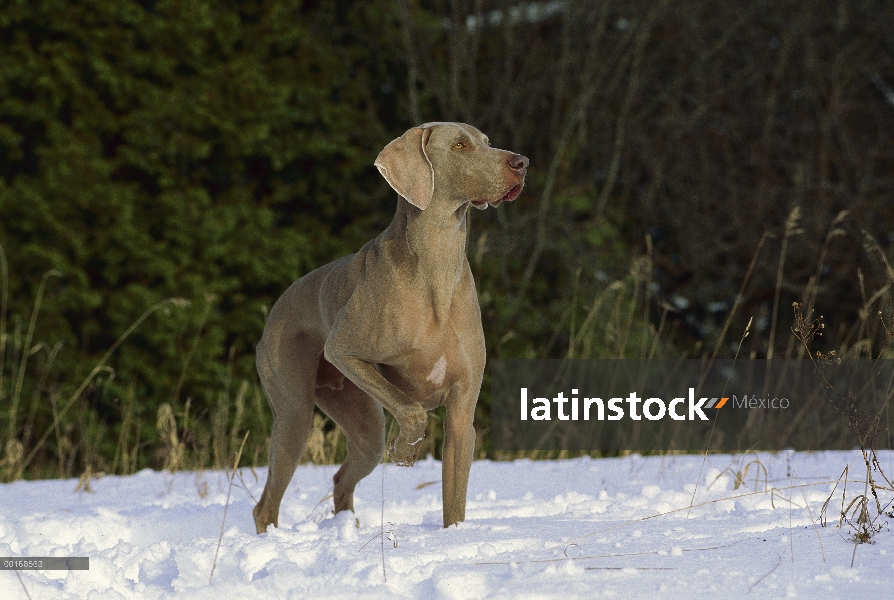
323 345 427 466
441 391 477 527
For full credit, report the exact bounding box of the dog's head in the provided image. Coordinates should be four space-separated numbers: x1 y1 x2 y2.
374 122 528 211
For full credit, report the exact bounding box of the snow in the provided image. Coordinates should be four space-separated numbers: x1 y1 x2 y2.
2 451 893 599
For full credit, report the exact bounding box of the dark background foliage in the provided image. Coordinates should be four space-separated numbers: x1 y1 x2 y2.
1 0 892 477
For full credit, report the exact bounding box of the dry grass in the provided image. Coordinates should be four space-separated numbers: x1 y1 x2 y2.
791 298 894 550
710 456 769 493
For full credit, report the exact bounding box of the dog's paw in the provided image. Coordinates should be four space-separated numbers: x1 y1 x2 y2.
389 418 426 466
388 406 427 466
389 433 424 466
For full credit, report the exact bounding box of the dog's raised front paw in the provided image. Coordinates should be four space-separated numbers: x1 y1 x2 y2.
389 434 424 466
389 414 426 466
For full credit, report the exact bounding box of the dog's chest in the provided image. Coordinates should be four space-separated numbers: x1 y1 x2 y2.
425 356 448 386
380 327 483 409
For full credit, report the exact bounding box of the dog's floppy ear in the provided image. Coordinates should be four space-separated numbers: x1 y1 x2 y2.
374 126 434 210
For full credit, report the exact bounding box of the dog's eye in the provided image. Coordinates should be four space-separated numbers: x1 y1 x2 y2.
452 141 466 150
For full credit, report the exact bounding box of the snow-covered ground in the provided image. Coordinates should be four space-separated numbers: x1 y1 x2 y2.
2 451 892 599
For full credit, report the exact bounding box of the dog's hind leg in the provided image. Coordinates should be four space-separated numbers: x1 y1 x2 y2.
315 367 386 515
252 332 318 534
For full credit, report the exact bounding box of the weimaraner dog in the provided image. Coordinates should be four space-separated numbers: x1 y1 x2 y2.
252 122 528 532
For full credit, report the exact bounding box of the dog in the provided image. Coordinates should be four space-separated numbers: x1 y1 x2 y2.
252 122 528 532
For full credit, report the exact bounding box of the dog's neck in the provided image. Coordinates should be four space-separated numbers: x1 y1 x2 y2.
387 196 470 323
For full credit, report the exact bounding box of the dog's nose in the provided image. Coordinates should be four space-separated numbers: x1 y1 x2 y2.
508 154 529 173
